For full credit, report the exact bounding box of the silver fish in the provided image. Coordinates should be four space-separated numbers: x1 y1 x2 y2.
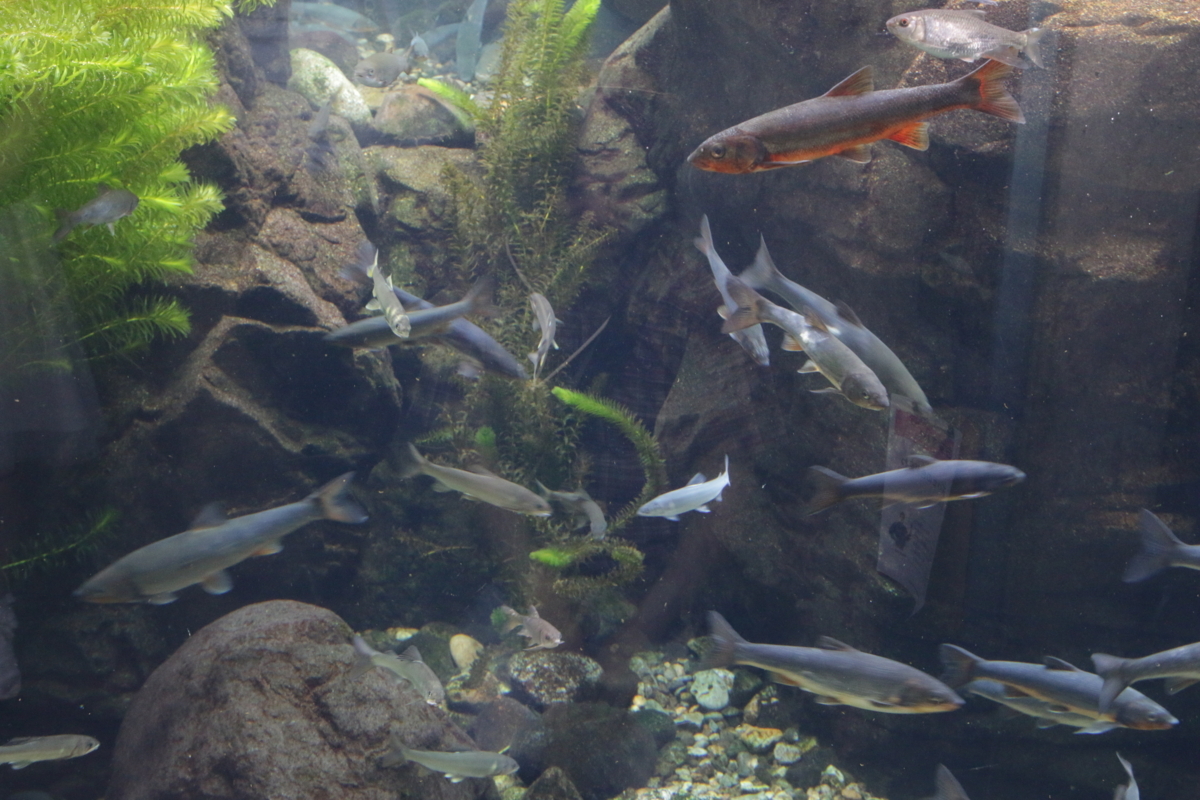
1092 641 1200 713
931 764 970 800
1122 508 1200 582
695 215 769 367
806 455 1025 515
455 0 489 80
887 9 1045 69
705 612 962 714
0 735 99 770
381 735 518 781
401 444 552 516
53 184 138 242
1114 753 1139 800
738 239 932 416
537 482 607 539
723 278 889 410
354 52 407 88
939 645 1178 731
360 245 410 338
290 2 379 34
963 679 1122 734
637 456 730 521
527 293 559 379
349 635 445 706
499 605 563 650
74 473 367 605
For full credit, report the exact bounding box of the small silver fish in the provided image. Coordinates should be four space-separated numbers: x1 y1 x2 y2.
931 764 970 800
354 52 408 88
401 445 552 516
527 293 559 380
0 735 99 770
74 473 367 604
705 612 962 714
939 645 1178 731
1092 641 1200 713
360 245 410 338
806 455 1025 515
349 635 445 706
1114 753 1139 800
695 215 769 367
536 482 607 539
1122 508 1200 582
53 184 139 242
381 734 518 781
637 456 730 521
887 9 1045 69
499 605 563 650
723 278 889 410
963 679 1122 734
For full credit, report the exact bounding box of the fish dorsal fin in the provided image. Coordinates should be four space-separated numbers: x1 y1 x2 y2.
190 502 227 529
528 605 540 618
964 8 987 16
816 636 858 652
686 473 707 486
399 645 424 663
803 311 830 333
798 359 820 373
1043 656 1083 672
834 301 865 328
96 183 112 194
908 454 939 468
837 144 873 164
822 66 873 98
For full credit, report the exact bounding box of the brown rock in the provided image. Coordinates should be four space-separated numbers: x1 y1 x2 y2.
372 86 475 147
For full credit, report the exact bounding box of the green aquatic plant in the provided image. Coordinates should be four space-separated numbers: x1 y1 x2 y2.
416 78 484 126
0 508 118 583
541 537 644 600
0 0 238 357
529 547 575 568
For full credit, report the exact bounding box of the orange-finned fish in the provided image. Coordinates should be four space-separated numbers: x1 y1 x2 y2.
687 59 1024 173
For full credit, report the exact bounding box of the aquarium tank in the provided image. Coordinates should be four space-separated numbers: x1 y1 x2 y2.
1 0 1198 797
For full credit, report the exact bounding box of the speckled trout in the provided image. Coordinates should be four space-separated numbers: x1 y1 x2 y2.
705 612 962 714
74 473 366 604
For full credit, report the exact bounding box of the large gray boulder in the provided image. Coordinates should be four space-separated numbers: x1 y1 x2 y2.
108 601 492 800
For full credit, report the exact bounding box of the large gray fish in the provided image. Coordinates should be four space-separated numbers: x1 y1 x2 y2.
290 2 379 34
931 764 970 800
737 239 932 416
499 605 563 650
0 735 99 769
887 9 1045 69
382 735 518 781
349 635 445 706
536 482 607 539
723 278 889 410
1122 508 1200 582
705 612 962 714
1114 753 1139 800
1092 641 1200 713
806 455 1025 515
401 445 551 516
331 245 524 378
527 293 559 379
53 184 139 242
74 473 367 605
964 679 1124 734
695 215 769 367
939 645 1178 731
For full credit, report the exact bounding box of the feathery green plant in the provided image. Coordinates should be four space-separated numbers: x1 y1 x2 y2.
0 0 240 357
0 508 118 583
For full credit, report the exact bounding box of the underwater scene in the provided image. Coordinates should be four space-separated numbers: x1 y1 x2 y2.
1 0 1198 797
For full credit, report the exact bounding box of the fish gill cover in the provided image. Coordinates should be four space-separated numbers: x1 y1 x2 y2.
0 0 258 357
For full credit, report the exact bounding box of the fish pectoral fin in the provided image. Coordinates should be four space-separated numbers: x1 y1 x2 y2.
1044 704 1073 713
431 480 455 493
771 672 803 686
9 761 31 770
447 776 466 783
836 144 873 163
797 360 820 373
822 65 874 97
978 45 1022 67
254 540 284 556
146 592 179 605
782 335 804 352
1075 721 1118 735
716 304 729 320
867 698 898 709
813 695 845 706
834 301 865 328
694 505 711 514
809 388 840 395
1035 719 1058 729
888 121 930 151
759 159 809 169
664 515 681 522
200 570 233 595
1164 677 1199 695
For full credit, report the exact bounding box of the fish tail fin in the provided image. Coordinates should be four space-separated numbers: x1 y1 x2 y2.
380 734 410 768
462 275 498 319
348 636 376 681
1022 28 1046 68
694 213 715 256
805 466 848 515
52 210 74 243
700 611 746 670
738 235 785 293
938 644 981 689
498 605 522 632
962 59 1025 123
1090 653 1130 713
720 276 764 334
1124 509 1182 582
398 443 428 480
311 472 368 523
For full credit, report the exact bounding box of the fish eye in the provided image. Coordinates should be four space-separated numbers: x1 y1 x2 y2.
709 144 725 159
897 17 909 26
